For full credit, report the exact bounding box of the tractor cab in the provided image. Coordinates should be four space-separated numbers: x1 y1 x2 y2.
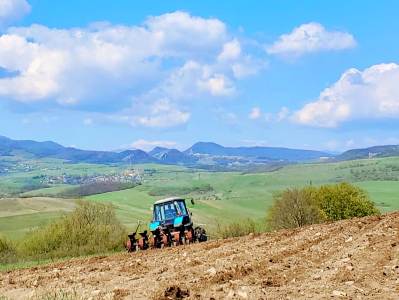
150 197 192 231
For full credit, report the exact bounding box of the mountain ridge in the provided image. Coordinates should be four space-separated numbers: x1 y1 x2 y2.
337 145 399 160
2 135 399 166
185 141 332 161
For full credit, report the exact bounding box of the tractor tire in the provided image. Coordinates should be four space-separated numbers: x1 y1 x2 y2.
194 226 208 243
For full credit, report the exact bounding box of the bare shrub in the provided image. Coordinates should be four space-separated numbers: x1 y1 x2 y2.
0 235 18 264
215 219 259 238
19 201 127 260
266 188 324 230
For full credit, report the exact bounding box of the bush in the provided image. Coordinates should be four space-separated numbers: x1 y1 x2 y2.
317 183 380 221
0 235 18 264
266 188 325 230
215 219 259 238
267 183 379 230
19 201 127 260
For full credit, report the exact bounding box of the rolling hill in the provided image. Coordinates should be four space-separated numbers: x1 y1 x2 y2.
338 145 399 160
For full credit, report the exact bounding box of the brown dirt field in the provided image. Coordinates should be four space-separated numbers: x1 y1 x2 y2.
1 212 398 299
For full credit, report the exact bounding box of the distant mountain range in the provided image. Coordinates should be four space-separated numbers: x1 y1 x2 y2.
1 135 399 168
185 142 331 161
0 136 155 164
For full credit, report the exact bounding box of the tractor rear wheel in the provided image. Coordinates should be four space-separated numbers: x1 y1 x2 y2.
194 226 207 243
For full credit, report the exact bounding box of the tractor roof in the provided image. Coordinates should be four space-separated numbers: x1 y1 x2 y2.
154 197 185 205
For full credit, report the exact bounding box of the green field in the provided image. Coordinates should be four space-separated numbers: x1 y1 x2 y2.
0 197 75 239
1 157 399 239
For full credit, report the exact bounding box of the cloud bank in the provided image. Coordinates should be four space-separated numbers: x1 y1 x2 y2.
294 63 399 127
0 11 262 128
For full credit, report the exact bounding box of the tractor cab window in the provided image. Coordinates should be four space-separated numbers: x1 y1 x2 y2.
163 202 176 219
153 200 188 221
153 205 163 221
153 202 177 221
175 200 187 215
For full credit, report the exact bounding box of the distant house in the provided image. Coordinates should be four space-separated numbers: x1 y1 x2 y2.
368 152 378 159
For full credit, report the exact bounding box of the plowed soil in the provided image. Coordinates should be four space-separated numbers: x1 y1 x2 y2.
1 212 398 299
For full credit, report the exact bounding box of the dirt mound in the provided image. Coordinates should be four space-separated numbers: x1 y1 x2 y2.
1 212 398 299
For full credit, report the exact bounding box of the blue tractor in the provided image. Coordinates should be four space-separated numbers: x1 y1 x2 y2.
126 197 207 251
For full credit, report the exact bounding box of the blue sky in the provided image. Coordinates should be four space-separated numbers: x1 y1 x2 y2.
1 0 399 151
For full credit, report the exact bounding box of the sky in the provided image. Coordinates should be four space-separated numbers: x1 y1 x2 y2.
1 0 399 152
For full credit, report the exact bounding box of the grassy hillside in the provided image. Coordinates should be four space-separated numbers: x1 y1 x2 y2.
0 197 75 239
1 157 399 239
87 157 399 233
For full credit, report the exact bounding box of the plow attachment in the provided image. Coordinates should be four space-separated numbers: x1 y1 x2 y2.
126 226 207 252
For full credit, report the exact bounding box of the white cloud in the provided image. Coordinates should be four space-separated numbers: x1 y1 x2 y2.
249 107 262 120
248 106 289 122
294 63 399 127
0 11 263 128
218 39 241 61
276 106 289 121
83 118 93 126
231 57 264 79
217 39 265 79
134 99 190 128
145 11 227 58
0 0 30 28
198 73 235 96
0 12 238 105
112 99 190 128
130 139 177 151
267 22 356 56
154 60 236 100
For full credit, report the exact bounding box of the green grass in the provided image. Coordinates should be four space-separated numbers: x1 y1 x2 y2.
355 181 399 212
0 202 126 271
1 157 399 239
0 198 75 240
86 157 399 233
20 185 75 198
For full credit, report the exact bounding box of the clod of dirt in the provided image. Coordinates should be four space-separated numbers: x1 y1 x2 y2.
205 267 217 276
113 288 129 300
332 290 347 297
162 285 190 299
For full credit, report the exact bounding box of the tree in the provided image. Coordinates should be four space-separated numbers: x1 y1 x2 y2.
316 183 379 221
266 188 325 230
